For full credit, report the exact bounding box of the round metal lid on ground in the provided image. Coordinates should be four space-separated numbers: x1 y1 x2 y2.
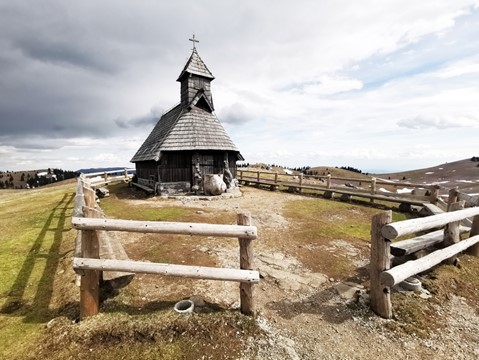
399 276 422 292
174 299 195 313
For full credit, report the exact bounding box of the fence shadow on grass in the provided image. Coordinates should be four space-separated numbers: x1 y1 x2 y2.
1 192 76 322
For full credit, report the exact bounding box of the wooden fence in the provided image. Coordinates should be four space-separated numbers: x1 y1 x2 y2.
370 204 479 318
238 169 439 206
82 168 135 187
72 174 259 320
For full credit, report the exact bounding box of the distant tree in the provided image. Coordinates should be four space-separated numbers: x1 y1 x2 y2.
20 173 25 182
338 166 363 174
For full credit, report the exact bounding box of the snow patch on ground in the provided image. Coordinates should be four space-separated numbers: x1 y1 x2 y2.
425 172 434 175
397 187 413 194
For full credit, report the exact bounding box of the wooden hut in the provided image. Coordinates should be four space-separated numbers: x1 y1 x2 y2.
131 40 243 194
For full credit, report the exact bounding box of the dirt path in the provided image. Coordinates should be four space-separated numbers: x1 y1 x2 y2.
119 187 479 359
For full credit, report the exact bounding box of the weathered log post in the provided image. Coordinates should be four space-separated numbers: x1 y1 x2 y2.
124 168 128 180
103 172 108 183
468 215 479 256
80 186 101 319
443 200 465 265
237 213 254 315
298 173 303 193
447 187 459 211
274 172 278 184
370 178 377 203
83 185 95 208
256 171 260 183
370 211 392 319
326 174 331 189
429 185 440 204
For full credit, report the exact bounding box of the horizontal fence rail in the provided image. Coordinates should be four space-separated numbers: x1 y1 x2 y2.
74 258 260 283
382 207 479 239
72 217 257 239
380 235 479 287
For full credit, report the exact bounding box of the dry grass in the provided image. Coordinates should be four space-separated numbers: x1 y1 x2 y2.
30 311 260 360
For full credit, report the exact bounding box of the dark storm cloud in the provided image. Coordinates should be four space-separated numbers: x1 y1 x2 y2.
0 1 196 142
114 113 160 129
14 37 120 74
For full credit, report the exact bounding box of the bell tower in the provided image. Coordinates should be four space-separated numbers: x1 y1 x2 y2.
177 35 215 110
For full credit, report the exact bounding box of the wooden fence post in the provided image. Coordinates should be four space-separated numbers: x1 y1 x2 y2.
370 178 376 203
83 186 95 208
468 215 479 256
447 187 459 211
80 206 101 319
237 213 254 315
256 171 260 183
443 201 464 265
430 185 440 204
124 168 128 180
326 174 331 189
299 173 303 193
370 211 392 319
274 172 278 184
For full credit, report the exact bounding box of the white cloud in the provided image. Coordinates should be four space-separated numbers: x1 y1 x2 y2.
285 75 363 96
436 61 479 78
219 102 254 125
93 153 120 163
398 114 479 129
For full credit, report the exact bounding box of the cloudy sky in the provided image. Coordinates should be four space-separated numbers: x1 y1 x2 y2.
1 0 478 173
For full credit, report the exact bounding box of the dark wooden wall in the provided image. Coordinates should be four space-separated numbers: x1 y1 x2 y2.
136 150 239 185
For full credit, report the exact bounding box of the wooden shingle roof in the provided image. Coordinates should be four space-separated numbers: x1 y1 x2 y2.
131 101 240 162
177 48 214 81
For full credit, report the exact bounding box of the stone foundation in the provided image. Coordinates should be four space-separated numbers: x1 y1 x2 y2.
157 181 191 195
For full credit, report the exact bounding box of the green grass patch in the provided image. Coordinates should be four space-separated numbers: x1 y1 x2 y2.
0 184 78 359
282 198 409 279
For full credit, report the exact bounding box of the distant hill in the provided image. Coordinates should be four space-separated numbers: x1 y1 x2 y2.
308 166 372 181
376 158 479 195
245 159 478 196
0 168 78 189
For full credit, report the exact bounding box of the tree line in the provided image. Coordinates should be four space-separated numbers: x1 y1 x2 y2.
0 168 79 189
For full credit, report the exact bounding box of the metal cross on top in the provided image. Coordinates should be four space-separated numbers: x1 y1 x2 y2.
189 34 199 49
